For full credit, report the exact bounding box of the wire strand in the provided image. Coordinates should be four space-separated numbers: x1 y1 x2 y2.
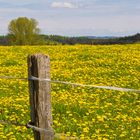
0 76 27 80
0 120 26 127
0 120 54 135
30 76 140 93
0 120 80 139
26 123 54 135
0 75 140 93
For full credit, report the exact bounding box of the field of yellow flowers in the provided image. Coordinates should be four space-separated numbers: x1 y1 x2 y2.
0 44 140 140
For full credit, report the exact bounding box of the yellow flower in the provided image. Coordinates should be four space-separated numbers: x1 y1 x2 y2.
97 115 104 122
83 127 89 133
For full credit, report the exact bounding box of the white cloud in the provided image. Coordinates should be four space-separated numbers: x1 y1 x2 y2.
51 2 78 9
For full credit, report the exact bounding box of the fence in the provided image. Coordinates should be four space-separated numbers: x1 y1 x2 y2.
0 53 140 140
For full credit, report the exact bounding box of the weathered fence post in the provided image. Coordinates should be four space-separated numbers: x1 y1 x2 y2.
28 53 54 140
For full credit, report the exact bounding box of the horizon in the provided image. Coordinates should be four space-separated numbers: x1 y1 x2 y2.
0 0 140 37
0 33 139 38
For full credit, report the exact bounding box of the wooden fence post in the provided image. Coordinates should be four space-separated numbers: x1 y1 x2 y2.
28 53 53 140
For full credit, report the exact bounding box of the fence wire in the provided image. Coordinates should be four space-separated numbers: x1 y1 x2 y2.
0 120 25 127
0 120 79 139
0 75 140 93
0 76 27 80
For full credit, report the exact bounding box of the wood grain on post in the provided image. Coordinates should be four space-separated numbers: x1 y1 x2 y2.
28 54 53 140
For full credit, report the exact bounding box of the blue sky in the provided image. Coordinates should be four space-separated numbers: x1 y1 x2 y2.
0 0 140 36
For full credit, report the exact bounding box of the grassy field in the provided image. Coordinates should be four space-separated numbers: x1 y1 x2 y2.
0 44 140 140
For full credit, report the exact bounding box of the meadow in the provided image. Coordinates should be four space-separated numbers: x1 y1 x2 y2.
0 44 140 140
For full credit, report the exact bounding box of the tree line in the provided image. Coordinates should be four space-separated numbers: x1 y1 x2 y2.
41 34 140 45
0 17 140 46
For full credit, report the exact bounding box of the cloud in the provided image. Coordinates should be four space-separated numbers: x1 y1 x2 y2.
51 2 78 9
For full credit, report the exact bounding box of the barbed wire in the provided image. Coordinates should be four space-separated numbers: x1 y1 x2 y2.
0 75 140 93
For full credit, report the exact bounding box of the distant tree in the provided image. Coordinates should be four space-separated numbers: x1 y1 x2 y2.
0 35 9 45
8 17 40 45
